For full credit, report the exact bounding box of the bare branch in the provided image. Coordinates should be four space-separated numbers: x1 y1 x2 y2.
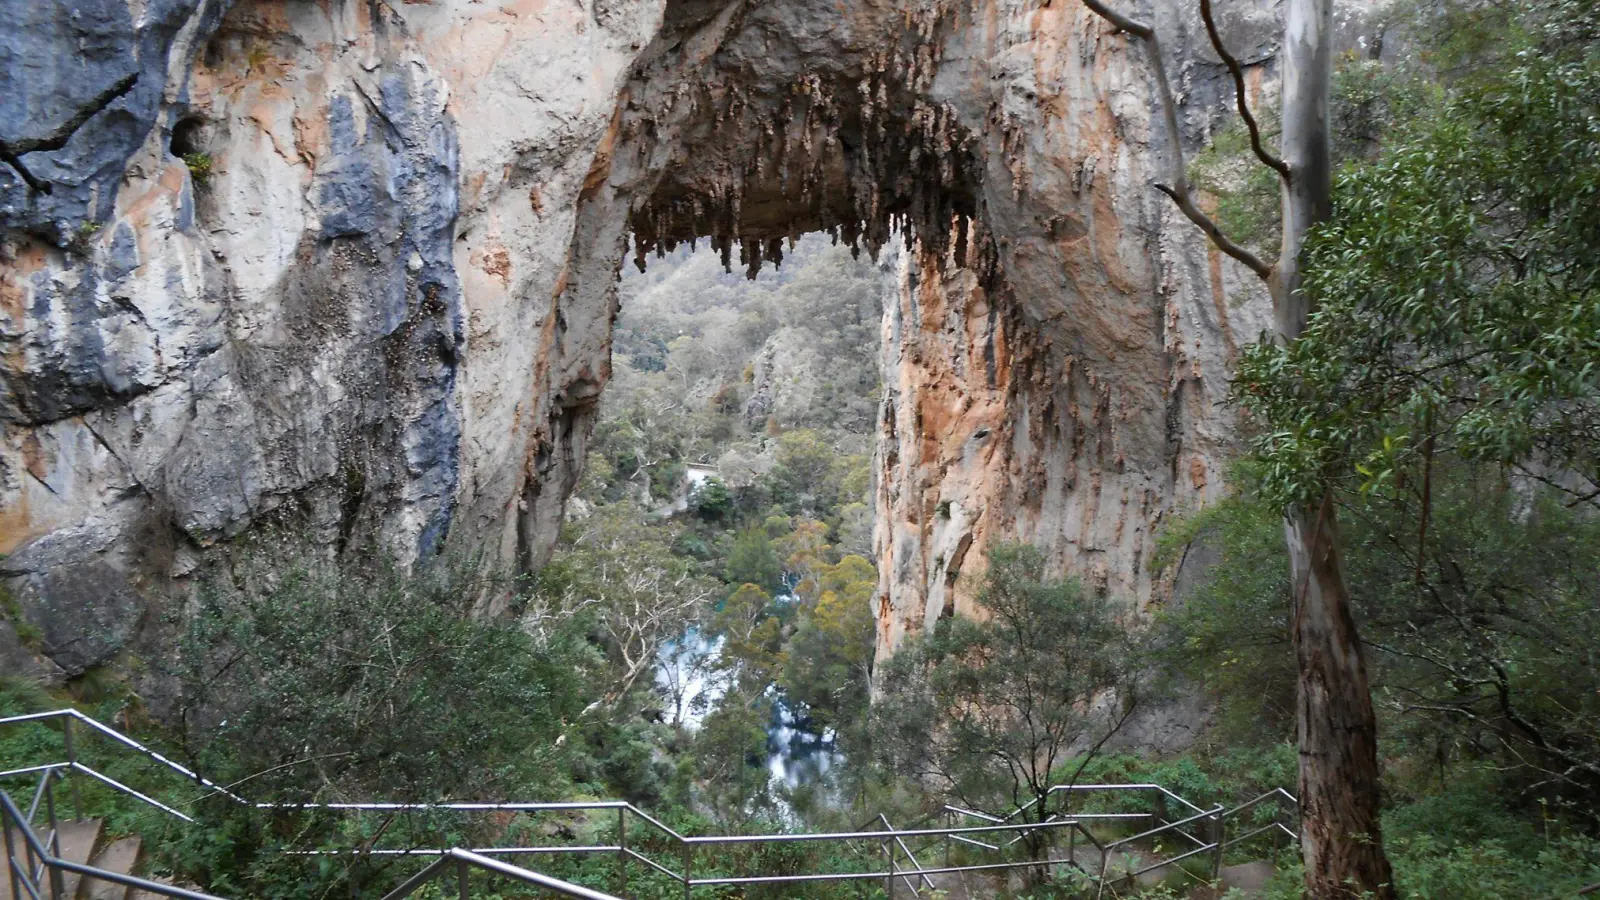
1198 0 1291 179
1154 182 1274 278
1079 0 1154 37
1080 0 1274 281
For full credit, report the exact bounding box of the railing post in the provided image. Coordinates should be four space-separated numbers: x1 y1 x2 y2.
457 856 470 900
43 783 64 900
1211 811 1226 884
60 719 83 822
942 811 950 874
616 807 627 896
681 839 692 900
881 838 892 898
4 806 24 900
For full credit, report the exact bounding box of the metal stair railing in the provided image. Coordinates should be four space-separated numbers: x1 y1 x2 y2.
377 849 624 900
3 709 1297 898
1 770 227 900
941 793 1224 898
1215 785 1299 876
844 812 938 897
0 713 621 900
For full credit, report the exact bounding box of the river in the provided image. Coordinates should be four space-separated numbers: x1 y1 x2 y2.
655 627 842 791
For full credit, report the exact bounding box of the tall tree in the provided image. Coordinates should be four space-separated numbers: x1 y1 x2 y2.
873 545 1142 873
1074 0 1395 893
1236 0 1600 807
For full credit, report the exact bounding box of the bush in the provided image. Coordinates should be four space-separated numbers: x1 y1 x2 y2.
150 537 593 895
873 545 1147 837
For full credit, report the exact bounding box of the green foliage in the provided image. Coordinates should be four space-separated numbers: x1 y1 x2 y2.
182 152 212 184
1330 52 1432 166
1371 771 1600 898
690 692 780 826
1237 0 1600 508
174 539 582 799
1188 115 1284 261
1215 0 1600 822
149 538 593 894
0 583 43 648
715 582 786 689
780 554 877 729
68 220 103 254
724 526 784 595
1153 473 1296 742
874 545 1146 822
689 476 734 523
1159 463 1600 812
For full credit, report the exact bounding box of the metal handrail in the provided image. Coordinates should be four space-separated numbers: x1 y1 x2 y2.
1091 805 1224 900
0 710 246 804
377 848 623 900
1 778 226 900
877 813 936 895
3 709 1300 897
1224 786 1299 821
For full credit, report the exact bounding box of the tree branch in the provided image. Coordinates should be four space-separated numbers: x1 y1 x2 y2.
1080 0 1274 281
1198 0 1291 179
0 71 140 194
1154 183 1274 279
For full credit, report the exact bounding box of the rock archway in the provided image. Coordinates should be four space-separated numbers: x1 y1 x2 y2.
554 0 1277 657
0 0 1293 675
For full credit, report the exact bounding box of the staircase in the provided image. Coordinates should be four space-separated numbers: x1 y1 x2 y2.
0 817 162 900
3 709 1300 900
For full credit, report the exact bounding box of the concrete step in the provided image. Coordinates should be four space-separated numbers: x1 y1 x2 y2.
2 819 102 900
1178 859 1282 899
80 836 142 900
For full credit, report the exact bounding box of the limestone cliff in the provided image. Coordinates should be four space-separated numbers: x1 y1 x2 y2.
1 0 660 672
0 0 1365 677
869 0 1282 659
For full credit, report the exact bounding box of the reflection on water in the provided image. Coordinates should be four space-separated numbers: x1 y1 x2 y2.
656 628 842 792
655 627 726 728
766 699 840 789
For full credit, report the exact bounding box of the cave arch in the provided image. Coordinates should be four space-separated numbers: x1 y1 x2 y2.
500 0 1273 648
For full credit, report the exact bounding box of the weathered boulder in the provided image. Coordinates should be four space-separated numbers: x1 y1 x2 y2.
0 527 146 675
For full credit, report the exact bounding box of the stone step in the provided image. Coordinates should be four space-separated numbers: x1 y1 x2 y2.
80 836 142 900
1197 859 1279 898
128 873 198 900
2 819 102 900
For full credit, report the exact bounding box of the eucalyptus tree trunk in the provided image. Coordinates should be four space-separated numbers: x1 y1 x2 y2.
1277 0 1395 894
1074 0 1397 890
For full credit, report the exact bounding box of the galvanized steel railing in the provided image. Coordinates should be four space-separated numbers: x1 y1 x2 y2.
1 709 1298 898
0 768 228 900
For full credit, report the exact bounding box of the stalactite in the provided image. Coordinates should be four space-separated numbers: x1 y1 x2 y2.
623 0 994 282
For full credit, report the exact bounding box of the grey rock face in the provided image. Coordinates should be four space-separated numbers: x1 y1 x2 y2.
0 0 230 242
0 618 66 685
0 0 662 641
1 526 145 675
